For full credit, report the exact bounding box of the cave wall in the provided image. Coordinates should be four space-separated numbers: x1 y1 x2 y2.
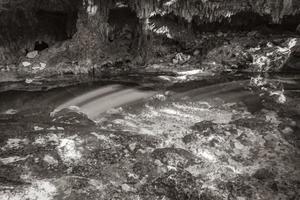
0 0 79 64
72 0 150 65
0 0 299 66
72 0 300 64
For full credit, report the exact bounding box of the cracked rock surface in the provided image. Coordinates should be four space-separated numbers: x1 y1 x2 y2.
0 77 299 200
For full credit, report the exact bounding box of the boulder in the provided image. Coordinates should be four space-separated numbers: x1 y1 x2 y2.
26 51 38 59
51 108 95 127
22 61 31 67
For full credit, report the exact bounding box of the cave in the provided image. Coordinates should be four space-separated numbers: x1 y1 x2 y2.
0 2 78 64
104 5 143 59
108 6 138 31
0 1 300 199
107 6 139 43
34 40 49 51
34 9 78 41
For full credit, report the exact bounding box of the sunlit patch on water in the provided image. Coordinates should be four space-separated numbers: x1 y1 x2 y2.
52 84 156 119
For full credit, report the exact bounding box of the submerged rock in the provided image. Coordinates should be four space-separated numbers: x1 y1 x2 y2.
51 108 95 127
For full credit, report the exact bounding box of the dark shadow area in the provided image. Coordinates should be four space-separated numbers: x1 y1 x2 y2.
108 7 138 29
34 40 49 51
107 6 139 43
280 14 300 32
106 6 143 60
150 12 190 28
192 11 300 33
0 9 78 47
0 5 78 64
35 10 78 41
192 11 271 33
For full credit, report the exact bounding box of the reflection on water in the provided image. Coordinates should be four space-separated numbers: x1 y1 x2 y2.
53 84 156 119
0 74 299 123
0 82 152 117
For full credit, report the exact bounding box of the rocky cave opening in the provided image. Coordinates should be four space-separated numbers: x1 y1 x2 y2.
107 6 139 53
34 9 78 41
146 10 300 62
33 40 49 52
0 3 78 64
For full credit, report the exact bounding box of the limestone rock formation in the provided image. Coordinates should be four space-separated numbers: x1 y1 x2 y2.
0 0 299 68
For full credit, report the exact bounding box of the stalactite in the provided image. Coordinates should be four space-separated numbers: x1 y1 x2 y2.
123 0 299 24
0 0 299 65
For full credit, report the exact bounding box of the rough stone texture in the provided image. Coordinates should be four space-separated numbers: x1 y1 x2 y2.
0 79 299 199
128 0 300 23
0 0 299 92
72 0 300 66
1 0 300 65
0 0 79 64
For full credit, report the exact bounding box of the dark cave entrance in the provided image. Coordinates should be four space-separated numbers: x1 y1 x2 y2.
191 11 271 33
35 10 78 42
280 13 300 32
107 6 139 43
34 41 49 51
0 5 78 64
105 5 142 59
108 6 138 30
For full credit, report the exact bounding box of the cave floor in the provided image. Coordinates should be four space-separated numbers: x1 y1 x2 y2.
0 73 299 200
